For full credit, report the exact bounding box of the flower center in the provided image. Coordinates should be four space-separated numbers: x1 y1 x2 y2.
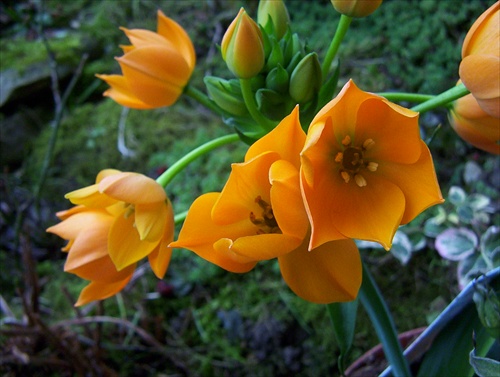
249 196 281 235
335 136 378 187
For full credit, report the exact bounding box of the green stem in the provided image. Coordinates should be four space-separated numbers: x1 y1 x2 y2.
377 92 434 104
411 83 469 113
155 133 240 188
174 210 188 226
240 78 275 132
359 262 412 377
321 14 352 79
184 85 226 116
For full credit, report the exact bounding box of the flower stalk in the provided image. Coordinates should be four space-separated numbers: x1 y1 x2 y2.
321 14 352 78
411 83 470 113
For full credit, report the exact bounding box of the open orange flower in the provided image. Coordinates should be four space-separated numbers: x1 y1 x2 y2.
47 169 174 305
97 10 196 109
170 107 361 303
459 1 500 118
450 86 500 155
301 80 444 250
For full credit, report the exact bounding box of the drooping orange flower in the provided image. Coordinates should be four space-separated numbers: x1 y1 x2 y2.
459 1 500 118
97 10 196 109
170 107 361 303
300 80 444 251
47 169 174 306
450 85 500 155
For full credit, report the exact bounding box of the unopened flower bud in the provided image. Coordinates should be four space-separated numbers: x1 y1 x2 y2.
289 52 322 103
257 0 290 40
204 76 248 116
331 0 383 18
221 8 265 79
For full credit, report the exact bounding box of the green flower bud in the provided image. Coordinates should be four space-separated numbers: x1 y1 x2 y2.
289 52 322 103
257 0 290 40
265 65 289 94
204 76 248 116
221 8 265 79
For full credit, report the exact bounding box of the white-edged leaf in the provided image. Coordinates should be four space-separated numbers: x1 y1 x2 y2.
390 231 413 265
468 193 490 211
463 160 482 184
457 254 487 290
448 186 466 206
435 228 478 261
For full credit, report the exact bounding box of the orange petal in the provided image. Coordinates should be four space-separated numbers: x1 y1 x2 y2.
99 172 166 204
117 45 191 107
246 106 305 167
96 74 156 109
462 2 500 57
120 27 173 48
46 210 111 241
148 242 172 279
378 142 444 224
135 202 168 242
269 160 309 240
96 169 122 183
460 54 500 101
230 233 302 260
169 193 257 273
355 98 421 164
212 152 280 225
279 237 361 303
67 254 135 283
65 184 118 208
108 211 159 270
75 273 133 307
54 205 87 220
157 10 196 70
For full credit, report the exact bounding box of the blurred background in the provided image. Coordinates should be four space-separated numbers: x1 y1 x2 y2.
1 0 498 376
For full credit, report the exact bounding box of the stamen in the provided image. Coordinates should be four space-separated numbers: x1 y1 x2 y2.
354 174 367 187
362 138 375 150
342 135 352 146
341 171 351 183
351 152 360 166
367 162 379 172
335 152 343 163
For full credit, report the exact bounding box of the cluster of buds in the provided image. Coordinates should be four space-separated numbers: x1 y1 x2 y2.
205 0 327 137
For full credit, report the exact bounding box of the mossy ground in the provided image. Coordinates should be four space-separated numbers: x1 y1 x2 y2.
1 1 497 376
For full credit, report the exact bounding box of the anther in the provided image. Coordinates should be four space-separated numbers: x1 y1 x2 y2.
341 171 351 183
335 152 343 163
354 174 367 187
362 138 375 150
342 135 352 146
367 162 379 172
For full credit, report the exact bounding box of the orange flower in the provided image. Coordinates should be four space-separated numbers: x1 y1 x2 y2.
170 107 361 303
301 80 444 250
331 0 383 18
450 88 500 155
459 1 500 118
97 10 196 109
47 169 174 306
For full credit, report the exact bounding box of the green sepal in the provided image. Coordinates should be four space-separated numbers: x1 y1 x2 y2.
265 39 284 71
317 61 341 111
255 88 293 121
223 116 265 145
265 65 289 94
204 76 248 116
289 52 322 104
286 51 303 76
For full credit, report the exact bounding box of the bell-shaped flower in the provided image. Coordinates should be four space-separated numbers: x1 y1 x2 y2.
301 80 444 251
47 169 175 305
331 0 383 18
97 10 196 109
221 8 265 79
459 2 500 118
450 85 500 155
170 107 361 303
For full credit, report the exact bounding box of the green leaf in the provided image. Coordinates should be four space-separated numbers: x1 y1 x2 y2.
463 161 482 185
458 254 488 290
448 186 466 206
470 344 500 377
359 262 411 377
481 226 500 266
468 193 490 211
435 227 478 261
327 299 359 375
390 231 413 265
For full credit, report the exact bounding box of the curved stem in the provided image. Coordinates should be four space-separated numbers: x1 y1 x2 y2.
240 78 275 132
411 83 469 113
321 14 352 79
174 210 188 226
184 84 226 116
156 133 240 188
377 92 434 104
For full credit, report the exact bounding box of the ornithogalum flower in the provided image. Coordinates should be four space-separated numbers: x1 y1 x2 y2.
301 80 444 250
331 0 383 18
170 107 361 303
221 8 265 79
450 85 500 155
97 10 196 109
459 1 500 118
47 169 174 305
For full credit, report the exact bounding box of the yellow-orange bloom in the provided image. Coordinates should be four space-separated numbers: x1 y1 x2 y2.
97 10 196 109
450 89 500 155
459 1 500 118
221 8 265 79
170 107 361 304
47 169 174 306
301 80 444 250
331 0 383 18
